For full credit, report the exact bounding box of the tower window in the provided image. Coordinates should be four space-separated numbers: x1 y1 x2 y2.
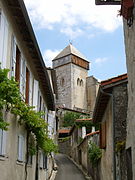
60 78 65 87
80 79 83 86
77 78 80 86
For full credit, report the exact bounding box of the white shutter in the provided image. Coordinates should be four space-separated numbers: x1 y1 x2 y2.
0 129 6 155
82 126 86 138
0 12 8 69
33 79 39 111
10 36 16 77
0 129 2 155
29 72 33 106
18 135 24 162
40 152 43 168
20 57 26 97
2 130 6 155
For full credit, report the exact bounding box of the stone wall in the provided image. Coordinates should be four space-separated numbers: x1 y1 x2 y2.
53 55 88 110
86 76 99 113
113 82 128 143
58 138 71 156
71 63 88 110
55 63 72 108
123 12 135 179
113 82 128 180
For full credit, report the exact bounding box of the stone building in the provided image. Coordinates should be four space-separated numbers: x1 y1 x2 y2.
93 74 128 180
0 0 56 179
52 44 99 117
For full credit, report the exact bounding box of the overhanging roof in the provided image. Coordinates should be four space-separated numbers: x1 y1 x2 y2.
4 0 55 110
93 74 128 123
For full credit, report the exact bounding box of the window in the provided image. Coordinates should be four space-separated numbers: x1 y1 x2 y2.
17 135 24 162
95 0 120 5
15 47 21 82
43 154 47 169
126 147 133 180
100 121 106 149
37 91 42 112
77 78 80 86
0 129 6 156
80 79 83 86
60 78 65 87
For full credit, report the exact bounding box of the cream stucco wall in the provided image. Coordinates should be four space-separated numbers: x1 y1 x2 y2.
100 99 113 180
0 1 54 180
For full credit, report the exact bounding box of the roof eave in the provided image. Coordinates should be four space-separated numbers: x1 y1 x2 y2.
6 0 55 110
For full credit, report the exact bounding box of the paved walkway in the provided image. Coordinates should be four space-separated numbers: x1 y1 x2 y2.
54 154 86 180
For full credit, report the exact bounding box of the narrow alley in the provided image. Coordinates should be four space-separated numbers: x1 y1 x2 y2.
54 154 86 180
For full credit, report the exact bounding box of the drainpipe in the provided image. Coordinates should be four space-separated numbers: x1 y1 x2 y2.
100 88 116 180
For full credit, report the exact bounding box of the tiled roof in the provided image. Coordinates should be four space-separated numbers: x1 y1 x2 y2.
53 44 88 61
58 129 70 134
75 118 92 122
86 131 100 137
101 73 127 86
93 73 128 123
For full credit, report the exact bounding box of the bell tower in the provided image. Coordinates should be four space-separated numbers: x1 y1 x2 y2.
52 44 90 110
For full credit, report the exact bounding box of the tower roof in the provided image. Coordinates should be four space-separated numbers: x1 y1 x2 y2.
53 44 88 61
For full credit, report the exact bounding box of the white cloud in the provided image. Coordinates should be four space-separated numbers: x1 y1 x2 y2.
60 27 83 39
43 49 61 67
95 57 108 64
24 0 122 37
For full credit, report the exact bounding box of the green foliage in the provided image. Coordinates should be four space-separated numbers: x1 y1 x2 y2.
58 136 70 142
63 112 81 127
0 68 57 154
115 140 126 153
78 136 83 144
75 120 93 128
88 141 102 166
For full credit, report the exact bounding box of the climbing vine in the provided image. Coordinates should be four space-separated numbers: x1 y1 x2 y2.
0 68 57 154
88 141 102 166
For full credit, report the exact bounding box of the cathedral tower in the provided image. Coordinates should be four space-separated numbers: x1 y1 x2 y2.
52 44 90 110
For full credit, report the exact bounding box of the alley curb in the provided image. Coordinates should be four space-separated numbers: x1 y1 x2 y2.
67 155 93 180
49 161 58 180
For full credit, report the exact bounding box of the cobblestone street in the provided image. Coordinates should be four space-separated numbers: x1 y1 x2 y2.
55 154 86 180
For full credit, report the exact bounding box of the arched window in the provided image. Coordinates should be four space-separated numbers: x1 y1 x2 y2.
77 78 80 86
80 79 83 86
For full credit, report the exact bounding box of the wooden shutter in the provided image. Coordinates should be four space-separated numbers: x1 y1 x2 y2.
100 121 106 149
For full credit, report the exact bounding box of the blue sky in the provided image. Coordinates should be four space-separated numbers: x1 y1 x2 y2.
24 0 126 81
